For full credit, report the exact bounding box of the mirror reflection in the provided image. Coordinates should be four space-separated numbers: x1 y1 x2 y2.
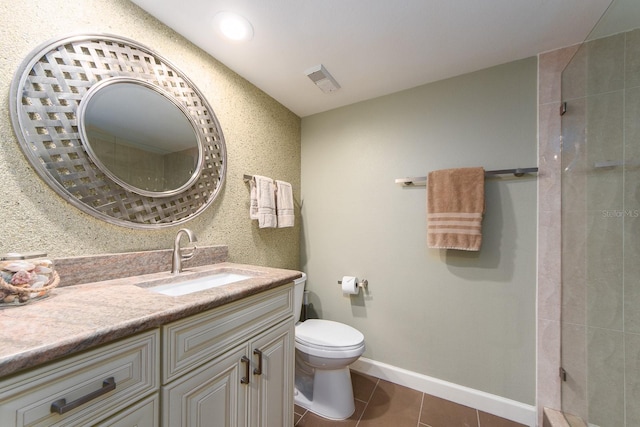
79 78 202 197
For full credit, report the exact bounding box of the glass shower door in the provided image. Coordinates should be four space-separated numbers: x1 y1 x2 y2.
560 2 640 424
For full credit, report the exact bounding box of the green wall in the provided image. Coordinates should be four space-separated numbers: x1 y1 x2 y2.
301 57 538 404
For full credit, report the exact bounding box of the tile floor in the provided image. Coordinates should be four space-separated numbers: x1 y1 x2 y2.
294 371 527 427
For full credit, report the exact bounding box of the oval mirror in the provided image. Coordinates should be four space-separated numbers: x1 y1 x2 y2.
78 78 203 197
10 34 226 228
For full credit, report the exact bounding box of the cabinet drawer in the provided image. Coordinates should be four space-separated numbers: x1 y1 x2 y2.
163 284 293 383
0 330 159 427
95 393 159 427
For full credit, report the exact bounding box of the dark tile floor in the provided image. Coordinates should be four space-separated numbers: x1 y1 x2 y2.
294 371 527 427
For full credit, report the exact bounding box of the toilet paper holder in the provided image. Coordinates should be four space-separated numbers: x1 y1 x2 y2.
338 278 368 289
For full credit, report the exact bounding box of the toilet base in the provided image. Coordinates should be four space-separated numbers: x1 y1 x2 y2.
294 365 355 420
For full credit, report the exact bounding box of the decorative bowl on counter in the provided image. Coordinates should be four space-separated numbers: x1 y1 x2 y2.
0 252 59 307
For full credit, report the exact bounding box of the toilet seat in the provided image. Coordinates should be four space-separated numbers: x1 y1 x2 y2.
295 319 365 358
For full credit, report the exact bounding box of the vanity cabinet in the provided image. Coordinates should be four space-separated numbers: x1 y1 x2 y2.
0 329 159 427
161 284 294 427
0 281 294 427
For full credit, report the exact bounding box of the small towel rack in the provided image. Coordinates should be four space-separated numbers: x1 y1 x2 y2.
395 167 538 186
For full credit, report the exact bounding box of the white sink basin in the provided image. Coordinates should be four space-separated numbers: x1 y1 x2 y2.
145 272 253 296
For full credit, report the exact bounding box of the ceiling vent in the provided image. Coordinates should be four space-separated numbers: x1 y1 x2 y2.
305 64 340 93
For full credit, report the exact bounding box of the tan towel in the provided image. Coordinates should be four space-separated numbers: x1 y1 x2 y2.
427 167 485 251
250 175 277 228
275 180 294 228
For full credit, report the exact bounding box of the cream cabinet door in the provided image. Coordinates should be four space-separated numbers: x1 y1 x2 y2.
249 320 294 427
162 345 249 427
160 284 295 427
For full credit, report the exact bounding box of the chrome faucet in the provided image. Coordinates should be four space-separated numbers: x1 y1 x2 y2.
171 228 198 274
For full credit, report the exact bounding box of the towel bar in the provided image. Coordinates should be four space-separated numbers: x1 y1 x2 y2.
243 174 303 208
593 160 640 169
395 167 538 186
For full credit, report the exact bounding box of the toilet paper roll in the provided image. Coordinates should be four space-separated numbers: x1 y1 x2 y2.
341 276 359 295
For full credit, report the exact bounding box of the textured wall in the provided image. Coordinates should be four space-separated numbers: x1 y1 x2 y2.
0 0 301 270
301 57 538 404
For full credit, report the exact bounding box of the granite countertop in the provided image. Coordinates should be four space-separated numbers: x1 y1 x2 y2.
0 261 301 378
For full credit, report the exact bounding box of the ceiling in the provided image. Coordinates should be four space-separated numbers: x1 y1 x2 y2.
130 0 612 117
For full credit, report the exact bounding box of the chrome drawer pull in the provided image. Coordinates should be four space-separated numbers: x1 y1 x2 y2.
50 377 116 415
241 356 250 384
253 349 263 375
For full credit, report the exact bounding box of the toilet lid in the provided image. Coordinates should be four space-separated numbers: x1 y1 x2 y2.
295 319 364 349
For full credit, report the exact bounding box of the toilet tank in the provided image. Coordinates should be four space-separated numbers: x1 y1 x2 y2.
293 272 306 322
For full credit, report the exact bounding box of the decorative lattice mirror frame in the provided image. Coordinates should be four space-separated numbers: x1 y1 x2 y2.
9 33 226 229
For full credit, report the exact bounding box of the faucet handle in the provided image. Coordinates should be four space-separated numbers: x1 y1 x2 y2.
180 245 197 261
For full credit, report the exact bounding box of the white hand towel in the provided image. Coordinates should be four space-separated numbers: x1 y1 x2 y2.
249 179 259 220
275 180 294 228
250 175 277 228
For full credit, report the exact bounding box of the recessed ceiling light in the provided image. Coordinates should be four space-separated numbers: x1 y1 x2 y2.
213 11 254 42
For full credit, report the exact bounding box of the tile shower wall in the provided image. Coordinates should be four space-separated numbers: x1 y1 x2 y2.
537 44 580 426
559 29 640 426
0 0 301 270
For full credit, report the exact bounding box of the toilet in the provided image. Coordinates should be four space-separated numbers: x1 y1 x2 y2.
293 273 365 420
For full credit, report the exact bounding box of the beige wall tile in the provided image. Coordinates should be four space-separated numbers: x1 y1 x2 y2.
626 29 640 89
539 45 581 105
586 212 624 331
561 323 588 421
625 217 640 333
561 46 587 101
587 33 626 95
587 328 625 427
537 319 562 413
624 332 640 426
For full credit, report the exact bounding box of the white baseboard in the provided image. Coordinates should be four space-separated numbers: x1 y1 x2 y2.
351 357 537 427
